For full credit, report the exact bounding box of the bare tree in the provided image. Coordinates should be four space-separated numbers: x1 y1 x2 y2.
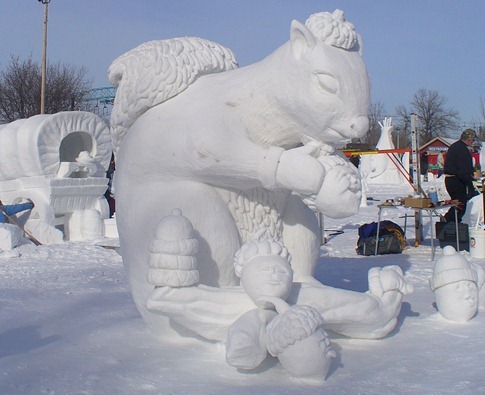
0 55 92 123
362 101 386 147
395 105 411 148
399 89 460 144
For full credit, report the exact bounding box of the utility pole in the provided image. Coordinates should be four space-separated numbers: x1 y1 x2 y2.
410 114 421 194
38 0 51 114
411 113 424 244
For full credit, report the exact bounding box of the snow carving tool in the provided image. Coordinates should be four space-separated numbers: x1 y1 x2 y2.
95 244 120 252
0 207 42 246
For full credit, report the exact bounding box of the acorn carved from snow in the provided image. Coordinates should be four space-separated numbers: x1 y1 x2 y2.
148 208 199 287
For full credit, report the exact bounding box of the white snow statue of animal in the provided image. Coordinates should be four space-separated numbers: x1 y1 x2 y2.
110 10 412 342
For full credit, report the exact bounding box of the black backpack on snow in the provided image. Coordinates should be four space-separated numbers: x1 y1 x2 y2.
356 220 405 256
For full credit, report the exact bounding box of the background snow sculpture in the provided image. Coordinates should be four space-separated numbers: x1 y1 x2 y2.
360 117 406 185
0 111 113 243
111 9 412 354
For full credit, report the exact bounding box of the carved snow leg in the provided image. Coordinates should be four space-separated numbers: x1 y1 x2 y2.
147 208 199 287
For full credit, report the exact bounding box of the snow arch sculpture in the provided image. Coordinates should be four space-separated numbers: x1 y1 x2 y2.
0 111 113 243
0 111 111 180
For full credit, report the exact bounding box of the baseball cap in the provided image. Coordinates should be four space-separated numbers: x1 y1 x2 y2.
461 129 477 140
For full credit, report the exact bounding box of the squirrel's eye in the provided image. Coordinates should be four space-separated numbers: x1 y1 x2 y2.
314 72 339 94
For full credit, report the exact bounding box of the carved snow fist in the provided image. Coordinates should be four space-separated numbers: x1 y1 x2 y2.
275 143 361 218
303 155 362 218
368 265 414 298
275 145 325 195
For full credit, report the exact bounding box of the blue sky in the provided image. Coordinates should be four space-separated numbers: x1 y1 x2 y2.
1 1 484 125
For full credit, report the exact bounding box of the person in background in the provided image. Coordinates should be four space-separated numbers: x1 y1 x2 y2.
104 154 116 218
443 129 479 222
436 150 445 177
0 200 34 223
348 154 361 169
420 151 429 182
0 200 35 254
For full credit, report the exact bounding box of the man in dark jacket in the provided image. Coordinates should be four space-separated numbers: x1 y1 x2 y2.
420 152 429 181
443 129 478 222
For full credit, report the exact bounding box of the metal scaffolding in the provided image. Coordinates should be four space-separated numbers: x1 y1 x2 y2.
81 86 116 121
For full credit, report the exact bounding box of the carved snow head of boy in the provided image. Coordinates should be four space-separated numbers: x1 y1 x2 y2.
429 246 479 322
234 229 293 307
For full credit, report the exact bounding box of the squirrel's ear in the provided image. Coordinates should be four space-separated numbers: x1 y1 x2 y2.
290 19 316 60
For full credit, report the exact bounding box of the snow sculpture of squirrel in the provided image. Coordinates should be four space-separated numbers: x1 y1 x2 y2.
110 10 412 342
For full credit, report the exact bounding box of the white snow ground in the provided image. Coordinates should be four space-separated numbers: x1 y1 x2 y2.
2 181 485 394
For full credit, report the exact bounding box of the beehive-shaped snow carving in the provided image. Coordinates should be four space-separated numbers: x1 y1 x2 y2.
148 208 199 287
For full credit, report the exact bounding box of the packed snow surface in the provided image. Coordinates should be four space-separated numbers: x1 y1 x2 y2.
2 183 485 394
